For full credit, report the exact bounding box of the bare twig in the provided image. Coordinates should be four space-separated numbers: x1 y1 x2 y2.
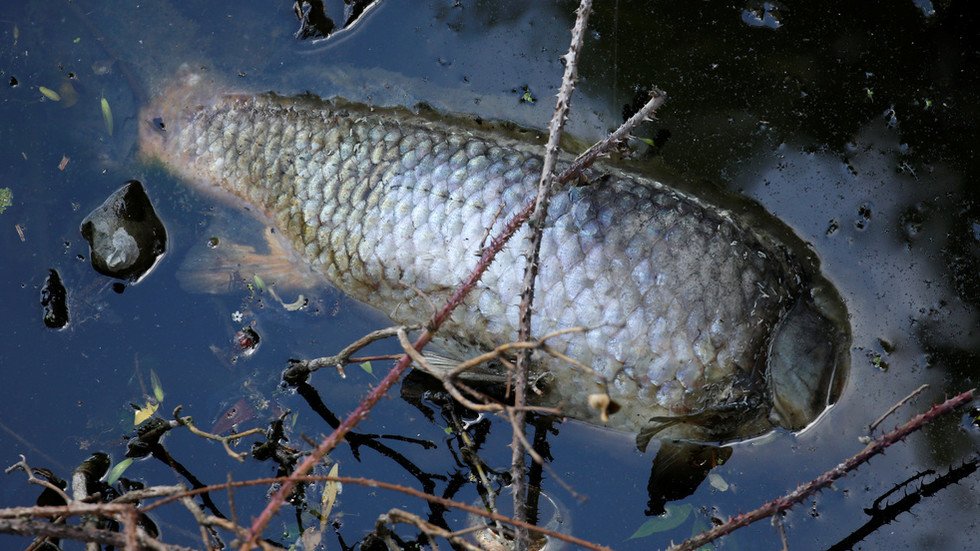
146 475 611 551
173 406 265 462
283 325 417 382
378 508 486 551
0 517 187 551
668 388 975 551
110 485 185 504
6 455 72 505
397 326 576 414
868 383 929 434
512 3 593 547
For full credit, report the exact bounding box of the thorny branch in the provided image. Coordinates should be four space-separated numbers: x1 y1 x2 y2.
667 388 976 551
512 2 593 548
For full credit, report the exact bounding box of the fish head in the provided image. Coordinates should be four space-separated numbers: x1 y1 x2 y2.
766 291 850 431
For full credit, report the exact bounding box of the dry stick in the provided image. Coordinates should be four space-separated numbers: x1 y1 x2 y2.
287 325 417 379
512 3 593 548
243 58 668 551
5 455 72 505
149 475 611 551
0 518 188 551
379 508 486 551
667 388 975 551
173 406 265 462
868 383 929 434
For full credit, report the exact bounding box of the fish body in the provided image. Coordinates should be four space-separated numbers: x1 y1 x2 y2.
140 71 848 442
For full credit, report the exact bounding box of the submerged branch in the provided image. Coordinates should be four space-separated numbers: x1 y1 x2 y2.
668 388 976 551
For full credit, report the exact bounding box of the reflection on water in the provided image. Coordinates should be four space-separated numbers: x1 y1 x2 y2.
0 1 976 549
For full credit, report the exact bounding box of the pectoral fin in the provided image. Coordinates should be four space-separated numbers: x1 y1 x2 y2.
177 225 324 295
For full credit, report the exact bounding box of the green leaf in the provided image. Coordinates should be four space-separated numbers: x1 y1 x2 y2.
38 86 61 101
252 274 267 292
638 137 656 147
359 361 373 375
105 457 134 486
101 96 113 136
150 369 165 402
628 503 693 539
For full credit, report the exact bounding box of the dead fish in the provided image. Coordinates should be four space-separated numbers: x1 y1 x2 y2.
139 69 849 443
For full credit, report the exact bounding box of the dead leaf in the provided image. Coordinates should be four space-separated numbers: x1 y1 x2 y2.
58 155 70 171
321 463 341 522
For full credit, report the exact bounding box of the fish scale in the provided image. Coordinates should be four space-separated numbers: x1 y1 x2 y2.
141 71 848 442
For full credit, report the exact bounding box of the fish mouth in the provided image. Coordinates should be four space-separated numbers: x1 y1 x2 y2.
766 291 850 431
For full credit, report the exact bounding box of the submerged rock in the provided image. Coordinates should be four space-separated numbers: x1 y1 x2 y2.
40 268 69 329
80 180 167 282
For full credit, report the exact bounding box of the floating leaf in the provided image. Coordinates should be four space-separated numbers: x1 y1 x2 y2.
708 473 729 492
0 187 11 214
150 369 165 402
321 463 341 521
58 155 69 171
101 96 113 136
359 361 373 375
300 526 322 550
39 86 61 101
628 503 693 539
520 86 535 104
252 274 267 292
105 457 134 486
134 400 159 425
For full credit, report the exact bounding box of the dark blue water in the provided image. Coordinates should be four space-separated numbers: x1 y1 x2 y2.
1 1 977 549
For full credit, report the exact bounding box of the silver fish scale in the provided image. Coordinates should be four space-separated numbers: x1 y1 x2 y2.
149 90 801 433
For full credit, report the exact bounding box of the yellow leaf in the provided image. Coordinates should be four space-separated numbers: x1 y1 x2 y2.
321 463 341 524
134 400 159 425
101 96 113 136
39 86 61 101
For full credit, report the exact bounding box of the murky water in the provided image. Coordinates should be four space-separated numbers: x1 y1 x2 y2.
1 1 977 549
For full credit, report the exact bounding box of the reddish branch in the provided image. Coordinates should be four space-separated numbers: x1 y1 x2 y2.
244 39 667 551
668 388 976 551
148 474 611 551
